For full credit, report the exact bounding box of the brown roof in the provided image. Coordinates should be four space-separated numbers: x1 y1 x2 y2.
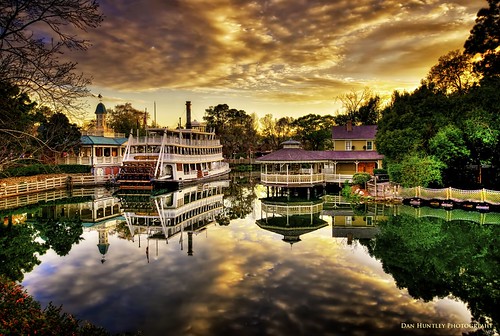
319 150 384 160
256 148 328 162
256 148 384 162
332 125 377 139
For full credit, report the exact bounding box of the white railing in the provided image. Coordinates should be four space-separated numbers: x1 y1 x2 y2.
128 135 222 148
124 153 224 164
260 173 324 185
324 173 354 183
0 188 100 211
0 175 113 199
261 202 323 215
399 186 500 205
56 156 122 165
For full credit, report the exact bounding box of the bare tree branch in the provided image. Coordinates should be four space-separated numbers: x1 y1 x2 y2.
0 0 103 115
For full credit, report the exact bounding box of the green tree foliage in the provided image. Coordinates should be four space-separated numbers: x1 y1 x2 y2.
355 96 380 125
204 104 258 158
425 49 478 95
0 220 48 282
33 218 84 256
259 115 296 151
37 113 82 163
107 103 146 136
351 172 371 187
428 124 470 165
0 81 42 167
464 0 500 78
363 214 499 333
374 80 500 187
392 153 445 187
0 0 103 113
292 114 334 150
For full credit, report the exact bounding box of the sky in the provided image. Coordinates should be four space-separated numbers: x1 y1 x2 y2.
74 0 486 127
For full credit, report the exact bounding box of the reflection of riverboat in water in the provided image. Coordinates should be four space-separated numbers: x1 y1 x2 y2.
117 101 230 190
120 180 229 255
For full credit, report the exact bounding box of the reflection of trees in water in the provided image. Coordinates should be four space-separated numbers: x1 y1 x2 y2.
115 220 132 240
0 207 84 282
217 174 257 225
361 215 499 334
0 218 47 282
33 217 83 256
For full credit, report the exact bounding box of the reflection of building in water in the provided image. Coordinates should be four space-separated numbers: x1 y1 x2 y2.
121 180 228 257
256 198 328 245
96 223 110 263
323 202 389 245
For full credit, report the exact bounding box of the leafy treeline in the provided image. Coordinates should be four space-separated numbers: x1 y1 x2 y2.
377 0 500 188
0 81 82 171
203 100 379 159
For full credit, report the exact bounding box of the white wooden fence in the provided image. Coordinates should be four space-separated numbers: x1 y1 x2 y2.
399 186 500 205
0 175 113 199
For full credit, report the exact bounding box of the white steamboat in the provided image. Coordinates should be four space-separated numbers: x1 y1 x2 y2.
117 101 230 189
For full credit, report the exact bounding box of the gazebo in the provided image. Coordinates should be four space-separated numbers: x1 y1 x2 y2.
257 139 327 185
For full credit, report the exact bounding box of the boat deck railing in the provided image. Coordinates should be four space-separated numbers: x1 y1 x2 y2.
127 135 222 148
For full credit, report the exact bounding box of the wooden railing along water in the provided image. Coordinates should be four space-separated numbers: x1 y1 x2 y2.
0 175 113 200
400 187 500 205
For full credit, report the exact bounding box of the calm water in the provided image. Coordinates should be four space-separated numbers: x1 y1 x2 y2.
1 177 498 336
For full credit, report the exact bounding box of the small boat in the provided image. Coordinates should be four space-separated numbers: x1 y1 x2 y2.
409 198 421 207
441 201 454 210
476 203 490 212
117 101 230 190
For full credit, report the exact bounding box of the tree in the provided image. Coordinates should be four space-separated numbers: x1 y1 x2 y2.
204 104 258 158
428 124 470 165
394 153 445 187
0 0 103 113
0 221 47 282
37 113 82 163
363 215 500 332
259 114 279 151
107 103 146 136
425 50 477 95
356 96 381 125
464 0 500 78
337 88 372 120
33 218 83 256
0 81 44 168
292 114 335 150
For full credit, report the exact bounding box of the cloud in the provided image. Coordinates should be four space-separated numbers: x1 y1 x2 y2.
74 0 484 103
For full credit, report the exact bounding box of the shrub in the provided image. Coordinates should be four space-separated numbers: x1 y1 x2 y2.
1 164 91 178
352 172 371 187
0 276 109 335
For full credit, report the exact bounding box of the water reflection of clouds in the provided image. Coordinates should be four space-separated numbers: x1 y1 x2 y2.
23 221 472 336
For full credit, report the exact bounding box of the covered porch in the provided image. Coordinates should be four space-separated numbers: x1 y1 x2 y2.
323 160 381 183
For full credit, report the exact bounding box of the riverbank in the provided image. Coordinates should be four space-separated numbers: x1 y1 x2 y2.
0 174 111 199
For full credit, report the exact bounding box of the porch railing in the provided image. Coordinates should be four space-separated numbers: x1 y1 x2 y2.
260 173 324 185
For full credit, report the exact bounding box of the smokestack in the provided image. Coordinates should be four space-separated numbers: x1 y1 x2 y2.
185 101 192 129
346 120 353 132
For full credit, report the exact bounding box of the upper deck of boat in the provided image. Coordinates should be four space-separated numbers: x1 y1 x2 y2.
127 127 222 148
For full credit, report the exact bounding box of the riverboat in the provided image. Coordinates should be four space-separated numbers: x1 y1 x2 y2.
117 102 230 190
